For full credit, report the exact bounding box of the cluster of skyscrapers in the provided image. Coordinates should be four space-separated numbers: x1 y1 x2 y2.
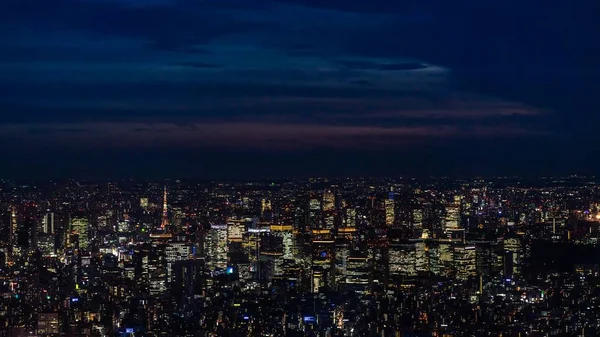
0 176 599 336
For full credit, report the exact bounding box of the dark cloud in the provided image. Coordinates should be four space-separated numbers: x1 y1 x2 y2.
337 60 427 71
2 0 280 53
0 0 595 178
276 0 428 14
347 79 373 86
173 62 222 69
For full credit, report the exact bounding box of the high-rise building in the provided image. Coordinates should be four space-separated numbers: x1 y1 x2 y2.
147 245 167 296
205 224 228 271
172 259 206 308
389 243 417 277
345 250 370 289
322 190 335 212
413 208 423 232
444 205 460 232
37 234 56 257
415 240 428 273
140 198 149 209
42 212 55 234
227 220 246 243
261 199 272 215
504 237 523 277
9 206 19 260
385 194 395 227
454 245 477 280
311 267 326 293
37 313 59 335
70 216 89 250
165 241 191 283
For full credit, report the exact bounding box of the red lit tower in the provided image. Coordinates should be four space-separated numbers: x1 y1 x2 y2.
160 186 169 230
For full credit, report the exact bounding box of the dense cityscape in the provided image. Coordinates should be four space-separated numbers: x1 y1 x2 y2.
0 176 599 336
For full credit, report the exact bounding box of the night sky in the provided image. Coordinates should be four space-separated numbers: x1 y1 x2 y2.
1 0 599 179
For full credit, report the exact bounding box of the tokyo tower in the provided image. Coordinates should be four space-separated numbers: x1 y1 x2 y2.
160 186 169 230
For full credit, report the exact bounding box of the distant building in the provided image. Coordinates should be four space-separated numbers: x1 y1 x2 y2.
71 216 89 250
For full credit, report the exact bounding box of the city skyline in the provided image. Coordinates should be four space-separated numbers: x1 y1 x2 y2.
1 176 600 335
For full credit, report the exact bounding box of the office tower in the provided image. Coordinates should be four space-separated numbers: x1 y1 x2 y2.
227 219 246 243
318 190 336 239
413 208 423 233
148 245 167 297
427 241 440 275
311 267 326 293
322 190 335 212
389 243 417 278
270 222 295 260
454 245 477 280
334 242 349 286
140 198 149 209
385 191 395 226
42 212 55 234
135 244 167 297
260 233 284 278
37 313 59 335
205 224 228 271
437 242 454 277
172 259 206 308
444 205 460 232
261 199 272 215
343 208 356 228
308 196 320 231
338 207 357 237
37 234 56 257
70 216 89 250
9 206 19 260
475 241 494 276
311 238 335 290
415 240 428 273
165 241 191 283
504 237 523 277
345 250 370 290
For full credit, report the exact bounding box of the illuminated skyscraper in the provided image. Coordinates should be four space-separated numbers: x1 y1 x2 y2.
9 206 19 261
311 267 325 293
413 208 423 231
37 313 59 335
339 207 357 237
334 243 349 286
143 244 167 296
385 192 395 226
165 241 191 283
504 237 523 277
454 245 477 280
205 224 228 271
140 198 149 210
322 190 335 212
261 199 272 215
389 243 417 277
71 216 89 250
308 196 320 231
345 249 370 289
227 220 246 243
42 212 54 234
415 240 428 273
444 205 460 232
